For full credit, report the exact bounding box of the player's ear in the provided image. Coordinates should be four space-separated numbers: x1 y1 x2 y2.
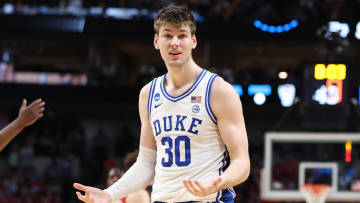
154 34 159 50
192 34 197 49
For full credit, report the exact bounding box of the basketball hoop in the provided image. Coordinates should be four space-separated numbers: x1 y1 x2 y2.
301 184 331 203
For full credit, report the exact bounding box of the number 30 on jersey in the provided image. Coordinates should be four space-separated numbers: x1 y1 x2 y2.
161 136 191 167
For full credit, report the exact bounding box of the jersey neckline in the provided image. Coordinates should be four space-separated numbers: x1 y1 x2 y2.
160 69 206 102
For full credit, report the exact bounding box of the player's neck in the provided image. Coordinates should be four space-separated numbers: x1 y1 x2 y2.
166 60 202 89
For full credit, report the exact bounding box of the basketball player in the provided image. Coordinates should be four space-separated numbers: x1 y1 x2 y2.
74 5 250 203
0 98 45 151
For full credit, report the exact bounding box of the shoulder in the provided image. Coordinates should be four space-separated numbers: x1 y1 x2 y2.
209 76 243 118
211 76 238 99
139 76 162 101
138 81 154 120
139 81 153 100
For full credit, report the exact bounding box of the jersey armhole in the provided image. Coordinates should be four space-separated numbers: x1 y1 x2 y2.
205 74 218 124
147 78 158 120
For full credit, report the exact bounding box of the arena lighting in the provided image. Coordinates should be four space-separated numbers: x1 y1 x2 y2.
248 84 271 106
3 3 15 14
277 84 296 107
253 92 266 105
105 8 139 19
232 84 243 96
356 22 360 40
278 71 288 79
328 21 350 38
312 81 343 105
345 141 352 163
253 19 298 34
248 84 272 96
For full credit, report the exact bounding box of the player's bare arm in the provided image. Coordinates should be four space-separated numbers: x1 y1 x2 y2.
74 82 156 203
184 77 250 196
0 98 45 152
211 77 250 188
138 82 157 150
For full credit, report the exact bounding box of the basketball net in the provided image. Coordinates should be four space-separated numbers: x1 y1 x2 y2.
300 184 331 203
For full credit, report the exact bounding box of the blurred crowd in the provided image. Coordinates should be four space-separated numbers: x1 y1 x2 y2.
129 64 298 88
1 0 359 22
0 109 263 203
0 113 139 202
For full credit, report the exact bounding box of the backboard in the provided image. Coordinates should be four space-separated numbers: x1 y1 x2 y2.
261 132 360 201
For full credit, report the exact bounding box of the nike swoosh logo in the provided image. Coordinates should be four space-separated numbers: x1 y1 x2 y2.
154 103 163 108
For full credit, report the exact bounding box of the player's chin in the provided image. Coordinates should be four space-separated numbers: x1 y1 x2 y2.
167 60 183 67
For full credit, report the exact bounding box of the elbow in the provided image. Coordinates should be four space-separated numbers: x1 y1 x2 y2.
244 162 251 181
242 160 251 182
237 158 250 185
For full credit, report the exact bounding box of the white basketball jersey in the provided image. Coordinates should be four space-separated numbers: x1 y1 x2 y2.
148 69 235 202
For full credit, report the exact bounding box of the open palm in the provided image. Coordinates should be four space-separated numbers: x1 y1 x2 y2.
74 183 112 203
183 177 221 197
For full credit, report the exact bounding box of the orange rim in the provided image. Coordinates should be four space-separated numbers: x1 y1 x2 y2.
301 184 331 196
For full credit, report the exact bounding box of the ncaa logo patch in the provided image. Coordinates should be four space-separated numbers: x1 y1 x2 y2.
192 105 200 113
154 93 160 102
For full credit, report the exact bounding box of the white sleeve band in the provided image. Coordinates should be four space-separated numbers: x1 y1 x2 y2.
104 146 156 201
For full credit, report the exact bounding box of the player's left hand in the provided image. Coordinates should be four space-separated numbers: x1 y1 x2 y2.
183 177 221 197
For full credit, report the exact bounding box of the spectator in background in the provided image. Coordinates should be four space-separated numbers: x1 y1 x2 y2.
0 98 45 152
19 138 35 169
107 168 124 188
106 158 150 203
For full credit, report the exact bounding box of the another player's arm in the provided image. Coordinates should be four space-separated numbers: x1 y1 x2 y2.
74 83 156 203
0 99 45 152
211 77 250 189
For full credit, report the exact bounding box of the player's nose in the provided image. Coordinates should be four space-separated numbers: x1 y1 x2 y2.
170 36 180 47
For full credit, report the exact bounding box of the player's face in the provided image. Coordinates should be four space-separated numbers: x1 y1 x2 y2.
154 23 197 68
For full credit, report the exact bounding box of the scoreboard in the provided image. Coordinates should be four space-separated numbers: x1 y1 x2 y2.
303 63 349 105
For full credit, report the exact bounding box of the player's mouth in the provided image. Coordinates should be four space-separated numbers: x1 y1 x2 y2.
169 52 182 59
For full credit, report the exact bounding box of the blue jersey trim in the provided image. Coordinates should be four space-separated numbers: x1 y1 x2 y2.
160 69 206 102
153 201 198 203
211 200 234 203
148 78 158 120
205 74 218 124
154 200 233 203
216 150 235 202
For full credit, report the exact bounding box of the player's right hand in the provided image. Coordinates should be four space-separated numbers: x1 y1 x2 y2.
17 98 45 127
73 183 112 203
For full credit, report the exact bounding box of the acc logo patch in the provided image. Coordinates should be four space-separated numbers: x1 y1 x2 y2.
154 93 160 102
192 105 200 113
